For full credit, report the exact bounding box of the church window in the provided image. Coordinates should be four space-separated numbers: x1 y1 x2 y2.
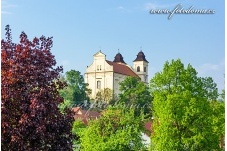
97 65 102 71
144 67 146 72
97 80 101 89
137 66 140 72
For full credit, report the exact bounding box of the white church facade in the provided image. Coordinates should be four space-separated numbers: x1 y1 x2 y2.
84 50 149 99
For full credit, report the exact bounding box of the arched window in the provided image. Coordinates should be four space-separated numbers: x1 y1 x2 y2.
144 67 146 72
137 66 140 72
97 80 101 89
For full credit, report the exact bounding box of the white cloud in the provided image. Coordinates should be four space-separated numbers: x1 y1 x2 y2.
197 61 224 76
116 6 132 13
144 2 177 10
1 0 18 15
117 6 124 10
1 11 12 15
196 60 225 91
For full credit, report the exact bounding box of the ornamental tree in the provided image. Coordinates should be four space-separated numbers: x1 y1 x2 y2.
1 25 74 150
150 59 222 150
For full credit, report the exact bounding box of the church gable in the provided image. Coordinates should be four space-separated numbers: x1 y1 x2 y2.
93 51 106 58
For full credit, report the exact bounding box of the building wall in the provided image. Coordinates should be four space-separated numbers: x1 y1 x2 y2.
133 61 149 83
113 73 129 96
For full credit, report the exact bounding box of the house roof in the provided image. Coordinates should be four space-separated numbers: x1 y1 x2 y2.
106 60 139 78
144 121 152 136
72 107 81 113
72 107 101 125
144 121 152 132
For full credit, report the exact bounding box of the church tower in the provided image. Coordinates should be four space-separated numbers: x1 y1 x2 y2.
113 53 126 64
133 51 149 83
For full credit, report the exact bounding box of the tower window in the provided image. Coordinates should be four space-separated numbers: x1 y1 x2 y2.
144 67 146 72
137 66 140 72
97 80 101 89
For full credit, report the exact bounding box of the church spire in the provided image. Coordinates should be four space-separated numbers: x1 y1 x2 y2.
133 51 149 63
113 52 126 64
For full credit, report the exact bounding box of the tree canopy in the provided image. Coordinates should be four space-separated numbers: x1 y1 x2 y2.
1 25 73 150
95 88 113 103
59 70 91 109
76 106 147 151
150 59 223 150
119 76 152 116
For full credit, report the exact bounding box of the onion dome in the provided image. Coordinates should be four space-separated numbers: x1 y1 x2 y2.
113 53 126 64
133 51 149 63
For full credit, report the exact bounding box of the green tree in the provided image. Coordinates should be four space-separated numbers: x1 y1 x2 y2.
210 100 225 149
150 59 221 151
119 76 152 116
219 89 225 101
59 70 91 108
72 120 86 150
95 88 113 103
77 106 147 151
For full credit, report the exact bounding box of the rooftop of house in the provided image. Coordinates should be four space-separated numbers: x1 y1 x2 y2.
72 107 101 125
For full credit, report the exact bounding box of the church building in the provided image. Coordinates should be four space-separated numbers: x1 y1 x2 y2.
84 50 149 99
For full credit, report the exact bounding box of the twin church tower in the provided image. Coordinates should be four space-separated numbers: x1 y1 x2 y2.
84 50 149 99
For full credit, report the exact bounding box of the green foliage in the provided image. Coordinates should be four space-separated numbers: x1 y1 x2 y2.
150 59 222 151
119 76 152 116
150 59 218 100
72 120 87 150
210 100 225 149
59 99 73 113
95 88 113 103
59 70 91 109
219 89 225 101
78 106 147 151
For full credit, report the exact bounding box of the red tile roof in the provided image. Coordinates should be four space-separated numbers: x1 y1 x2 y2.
144 121 152 136
72 107 101 125
72 107 81 113
144 121 152 132
106 60 139 78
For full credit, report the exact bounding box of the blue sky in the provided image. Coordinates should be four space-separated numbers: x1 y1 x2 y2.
1 0 225 92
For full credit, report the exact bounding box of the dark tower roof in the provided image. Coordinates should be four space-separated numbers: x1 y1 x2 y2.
133 51 149 63
113 53 126 64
